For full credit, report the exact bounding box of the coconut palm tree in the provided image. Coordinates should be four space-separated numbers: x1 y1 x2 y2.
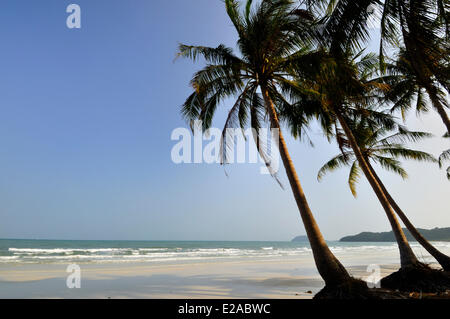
280 42 450 289
381 49 450 182
383 0 450 93
282 48 427 270
318 119 450 271
177 0 355 290
295 0 450 284
317 0 450 134
383 48 450 136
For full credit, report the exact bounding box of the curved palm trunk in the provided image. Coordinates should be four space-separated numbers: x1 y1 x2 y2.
260 85 351 286
335 111 421 269
365 159 450 271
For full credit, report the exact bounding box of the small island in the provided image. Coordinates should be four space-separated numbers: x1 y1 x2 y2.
339 227 450 242
291 235 309 242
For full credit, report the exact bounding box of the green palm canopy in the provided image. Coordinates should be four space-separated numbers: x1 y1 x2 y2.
177 0 318 178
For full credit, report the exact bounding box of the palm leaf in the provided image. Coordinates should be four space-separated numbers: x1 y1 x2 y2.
373 155 408 179
177 44 243 66
377 127 433 145
375 147 438 163
348 160 361 197
439 149 450 168
317 153 354 181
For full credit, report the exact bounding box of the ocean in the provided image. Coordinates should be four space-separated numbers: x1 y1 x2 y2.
1 239 450 265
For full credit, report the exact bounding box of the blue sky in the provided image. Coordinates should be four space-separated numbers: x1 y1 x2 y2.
0 0 448 241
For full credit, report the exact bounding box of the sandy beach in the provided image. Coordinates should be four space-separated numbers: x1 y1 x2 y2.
2 240 449 299
0 256 428 299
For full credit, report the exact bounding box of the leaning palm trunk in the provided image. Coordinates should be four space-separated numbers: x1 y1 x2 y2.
365 159 450 271
260 85 351 286
335 111 422 269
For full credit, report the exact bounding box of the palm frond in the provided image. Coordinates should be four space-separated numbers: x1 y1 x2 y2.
225 0 246 36
373 155 408 179
317 153 354 181
439 149 450 168
177 44 244 66
219 84 254 165
375 147 438 163
377 126 433 145
348 160 361 197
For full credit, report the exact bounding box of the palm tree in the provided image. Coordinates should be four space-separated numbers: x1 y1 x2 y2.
388 0 449 103
318 119 450 271
294 0 450 281
319 0 450 135
384 49 450 183
177 0 354 289
383 48 450 136
282 49 426 270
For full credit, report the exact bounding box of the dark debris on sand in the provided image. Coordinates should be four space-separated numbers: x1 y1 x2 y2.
380 266 450 293
313 279 408 299
313 274 450 299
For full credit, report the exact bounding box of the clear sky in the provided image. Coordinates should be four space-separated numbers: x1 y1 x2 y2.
0 0 448 241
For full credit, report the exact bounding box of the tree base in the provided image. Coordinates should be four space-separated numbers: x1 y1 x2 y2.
380 265 450 293
313 278 407 299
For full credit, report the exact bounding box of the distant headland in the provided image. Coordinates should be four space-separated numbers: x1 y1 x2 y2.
339 227 450 242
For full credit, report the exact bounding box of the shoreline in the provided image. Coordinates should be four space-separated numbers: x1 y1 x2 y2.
2 242 448 299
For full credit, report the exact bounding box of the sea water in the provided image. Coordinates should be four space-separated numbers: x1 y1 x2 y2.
1 239 450 265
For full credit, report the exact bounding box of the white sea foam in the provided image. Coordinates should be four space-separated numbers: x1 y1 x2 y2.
8 248 130 254
2 241 449 265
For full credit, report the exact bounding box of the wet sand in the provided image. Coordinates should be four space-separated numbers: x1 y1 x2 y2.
0 257 410 299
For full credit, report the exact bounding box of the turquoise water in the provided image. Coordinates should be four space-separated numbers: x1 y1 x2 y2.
1 239 448 264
